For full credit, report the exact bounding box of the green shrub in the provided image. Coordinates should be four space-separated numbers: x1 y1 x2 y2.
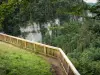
68 48 100 75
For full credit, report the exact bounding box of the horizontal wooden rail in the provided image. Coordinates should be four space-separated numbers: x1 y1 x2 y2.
0 33 80 75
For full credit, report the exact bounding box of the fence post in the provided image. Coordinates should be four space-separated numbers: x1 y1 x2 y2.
67 64 70 75
44 46 46 55
4 35 6 42
33 43 36 52
24 41 26 48
16 39 19 46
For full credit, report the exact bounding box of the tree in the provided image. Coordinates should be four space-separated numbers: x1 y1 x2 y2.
89 2 100 20
0 0 21 35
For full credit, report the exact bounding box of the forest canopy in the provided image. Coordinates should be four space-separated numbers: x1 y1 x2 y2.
0 0 100 75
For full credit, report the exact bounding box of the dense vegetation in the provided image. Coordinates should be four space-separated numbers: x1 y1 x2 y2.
0 0 100 75
0 42 52 75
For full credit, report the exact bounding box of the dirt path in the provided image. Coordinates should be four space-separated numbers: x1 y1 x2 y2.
39 55 65 75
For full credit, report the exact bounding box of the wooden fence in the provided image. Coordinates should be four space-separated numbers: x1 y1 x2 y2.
0 33 80 75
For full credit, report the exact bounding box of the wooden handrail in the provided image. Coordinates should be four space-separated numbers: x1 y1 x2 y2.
0 33 80 75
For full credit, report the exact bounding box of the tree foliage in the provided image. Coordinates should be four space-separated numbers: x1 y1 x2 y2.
89 2 100 20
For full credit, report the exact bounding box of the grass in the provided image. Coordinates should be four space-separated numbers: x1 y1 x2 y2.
0 42 52 75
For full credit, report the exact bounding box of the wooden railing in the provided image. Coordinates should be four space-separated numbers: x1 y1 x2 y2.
0 33 80 75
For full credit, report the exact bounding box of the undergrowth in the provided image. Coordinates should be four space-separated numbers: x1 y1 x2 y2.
0 42 52 75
